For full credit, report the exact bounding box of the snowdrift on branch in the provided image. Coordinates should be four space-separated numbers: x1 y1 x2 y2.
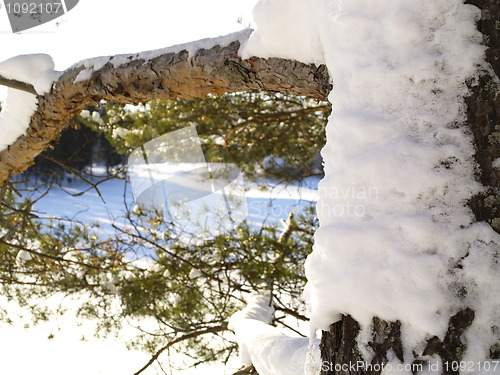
0 30 330 186
229 294 320 375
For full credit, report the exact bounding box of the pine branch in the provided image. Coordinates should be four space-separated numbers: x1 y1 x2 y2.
0 35 330 186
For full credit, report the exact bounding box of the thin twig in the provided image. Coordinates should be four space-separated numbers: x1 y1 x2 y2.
274 304 309 321
132 324 228 375
0 238 103 271
41 154 107 203
274 316 307 337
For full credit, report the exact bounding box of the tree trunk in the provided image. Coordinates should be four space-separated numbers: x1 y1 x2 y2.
0 37 330 186
320 1 499 373
320 310 477 375
465 0 500 235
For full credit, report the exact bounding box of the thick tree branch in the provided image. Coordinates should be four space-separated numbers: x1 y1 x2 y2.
0 36 331 186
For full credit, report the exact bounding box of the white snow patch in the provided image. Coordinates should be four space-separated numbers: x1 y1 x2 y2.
80 109 90 119
0 89 38 151
229 294 320 375
189 268 203 279
74 68 93 83
91 110 104 126
245 0 500 366
112 126 129 139
240 1 323 64
16 249 33 265
0 54 61 152
0 54 61 94
493 158 500 170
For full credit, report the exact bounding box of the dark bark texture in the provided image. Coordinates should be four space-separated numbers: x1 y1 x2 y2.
0 39 331 186
320 1 499 374
320 312 475 375
465 0 500 234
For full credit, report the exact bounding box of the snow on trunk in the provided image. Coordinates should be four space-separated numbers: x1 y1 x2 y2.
243 0 499 367
229 294 320 375
0 54 61 151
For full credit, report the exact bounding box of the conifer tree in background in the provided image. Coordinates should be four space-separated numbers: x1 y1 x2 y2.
0 91 326 372
81 92 329 183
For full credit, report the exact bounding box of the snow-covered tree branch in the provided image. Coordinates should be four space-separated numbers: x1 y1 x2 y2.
229 294 320 375
0 31 330 186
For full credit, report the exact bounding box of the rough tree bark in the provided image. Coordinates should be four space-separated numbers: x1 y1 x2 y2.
0 39 330 186
319 1 499 374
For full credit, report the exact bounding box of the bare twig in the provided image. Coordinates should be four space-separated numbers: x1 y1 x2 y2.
0 74 37 95
132 324 228 375
274 306 309 322
274 316 307 337
0 238 104 271
41 154 107 203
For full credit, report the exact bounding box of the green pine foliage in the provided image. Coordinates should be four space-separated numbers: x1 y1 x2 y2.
83 92 329 182
0 182 317 366
0 92 325 369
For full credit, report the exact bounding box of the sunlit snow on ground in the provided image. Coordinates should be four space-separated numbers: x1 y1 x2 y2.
25 167 319 233
4 167 318 375
0 294 239 375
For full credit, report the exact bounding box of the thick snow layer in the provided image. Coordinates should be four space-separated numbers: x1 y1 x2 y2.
0 54 61 94
245 0 500 366
493 158 500 171
229 294 320 375
240 1 323 64
0 292 233 375
0 89 38 151
0 54 61 152
73 29 253 83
